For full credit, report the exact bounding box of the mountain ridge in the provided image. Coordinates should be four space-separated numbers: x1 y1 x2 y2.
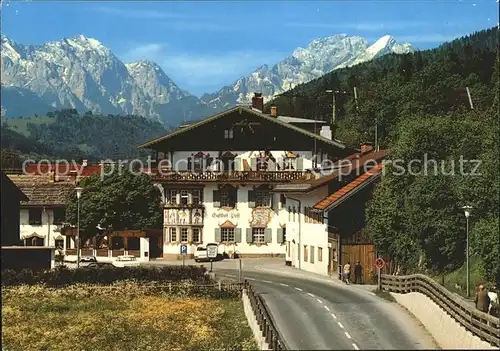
1 33 414 125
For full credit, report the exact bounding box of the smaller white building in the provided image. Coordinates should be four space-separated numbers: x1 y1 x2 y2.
275 149 385 280
8 174 74 249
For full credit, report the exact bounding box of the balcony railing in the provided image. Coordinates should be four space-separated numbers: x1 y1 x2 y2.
151 170 312 183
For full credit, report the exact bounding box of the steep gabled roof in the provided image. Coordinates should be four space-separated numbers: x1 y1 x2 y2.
313 162 384 212
137 105 350 150
1 171 29 202
7 175 74 207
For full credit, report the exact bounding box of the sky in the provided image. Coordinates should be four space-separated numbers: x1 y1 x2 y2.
1 0 497 96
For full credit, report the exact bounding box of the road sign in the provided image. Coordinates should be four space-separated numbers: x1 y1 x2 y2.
206 244 218 259
375 257 385 269
180 244 188 256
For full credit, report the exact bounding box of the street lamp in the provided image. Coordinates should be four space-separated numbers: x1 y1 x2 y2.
462 205 472 297
75 187 83 268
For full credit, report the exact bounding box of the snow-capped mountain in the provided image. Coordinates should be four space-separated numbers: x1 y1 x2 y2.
1 33 414 124
0 35 196 124
200 34 414 108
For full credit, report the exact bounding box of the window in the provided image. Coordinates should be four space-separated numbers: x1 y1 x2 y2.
256 157 268 171
305 207 323 224
279 194 286 209
303 245 308 262
31 237 44 246
53 208 65 225
180 190 189 206
192 189 202 205
310 246 315 263
255 191 271 207
169 228 177 242
221 228 235 242
170 190 177 204
217 187 236 208
193 157 203 171
192 228 201 243
29 209 42 225
318 247 323 262
181 228 188 242
220 191 230 207
252 228 265 243
224 129 234 139
55 239 64 249
283 158 295 170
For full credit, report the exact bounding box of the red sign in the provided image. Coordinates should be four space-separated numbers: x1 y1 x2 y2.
375 258 385 269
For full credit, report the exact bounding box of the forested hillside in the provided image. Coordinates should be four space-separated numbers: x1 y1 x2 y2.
270 27 499 285
1 109 167 164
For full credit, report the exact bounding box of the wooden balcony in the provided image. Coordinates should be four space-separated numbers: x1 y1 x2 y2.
151 170 312 183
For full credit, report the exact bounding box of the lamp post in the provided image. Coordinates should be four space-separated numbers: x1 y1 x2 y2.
75 187 83 268
462 205 472 298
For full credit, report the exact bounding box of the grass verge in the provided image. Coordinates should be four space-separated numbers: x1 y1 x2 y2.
372 288 397 302
2 282 257 351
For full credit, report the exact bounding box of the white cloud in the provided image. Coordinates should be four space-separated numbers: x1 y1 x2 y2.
285 21 428 31
123 44 165 61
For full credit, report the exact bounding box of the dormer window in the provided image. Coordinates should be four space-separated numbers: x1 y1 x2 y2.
224 129 234 139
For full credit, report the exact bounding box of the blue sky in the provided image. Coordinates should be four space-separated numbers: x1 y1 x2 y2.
1 0 496 96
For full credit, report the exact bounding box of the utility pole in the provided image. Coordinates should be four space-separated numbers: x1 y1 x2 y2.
375 115 379 152
465 87 474 110
353 87 359 111
326 90 347 138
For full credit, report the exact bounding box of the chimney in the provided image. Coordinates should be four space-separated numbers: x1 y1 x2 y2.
251 92 264 112
360 142 374 153
270 106 278 117
82 159 88 167
320 125 332 140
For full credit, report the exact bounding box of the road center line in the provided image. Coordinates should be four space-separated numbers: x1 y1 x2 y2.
331 313 337 319
246 277 256 281
307 292 315 297
316 298 323 304
344 332 352 339
352 343 359 350
294 287 303 291
370 292 376 296
225 274 236 277
262 280 272 283
279 283 289 287
338 322 344 329
324 305 330 311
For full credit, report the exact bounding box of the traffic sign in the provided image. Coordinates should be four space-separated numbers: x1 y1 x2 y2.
206 244 218 259
180 244 188 256
375 257 385 270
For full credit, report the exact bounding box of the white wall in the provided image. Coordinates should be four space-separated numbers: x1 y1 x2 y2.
19 208 65 248
160 150 328 171
284 186 330 276
163 184 288 257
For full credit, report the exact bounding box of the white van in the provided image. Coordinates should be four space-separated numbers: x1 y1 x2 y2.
194 246 208 262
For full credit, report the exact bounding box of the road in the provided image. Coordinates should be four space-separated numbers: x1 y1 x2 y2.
191 259 437 351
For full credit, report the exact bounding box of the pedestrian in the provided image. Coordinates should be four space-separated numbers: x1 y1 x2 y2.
475 284 491 313
343 262 351 284
354 261 362 284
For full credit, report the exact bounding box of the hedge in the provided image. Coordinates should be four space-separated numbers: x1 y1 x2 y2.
1 265 210 287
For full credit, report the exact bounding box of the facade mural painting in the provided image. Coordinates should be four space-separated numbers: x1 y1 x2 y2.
178 209 189 224
250 208 273 228
192 208 203 225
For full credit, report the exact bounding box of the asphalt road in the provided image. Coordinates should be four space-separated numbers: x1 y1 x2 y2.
214 267 437 350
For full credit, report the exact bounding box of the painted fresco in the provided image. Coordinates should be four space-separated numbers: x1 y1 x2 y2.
250 208 272 228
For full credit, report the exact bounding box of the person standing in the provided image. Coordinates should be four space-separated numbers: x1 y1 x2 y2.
343 262 351 284
354 261 363 284
475 284 491 313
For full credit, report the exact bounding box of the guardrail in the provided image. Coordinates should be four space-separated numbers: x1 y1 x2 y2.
381 273 500 347
244 280 288 350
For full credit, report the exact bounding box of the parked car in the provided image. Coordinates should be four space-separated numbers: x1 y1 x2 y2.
80 256 97 263
194 244 222 262
194 246 208 262
112 255 140 267
86 262 114 269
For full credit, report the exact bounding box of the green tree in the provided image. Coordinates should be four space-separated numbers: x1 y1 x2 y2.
65 169 163 240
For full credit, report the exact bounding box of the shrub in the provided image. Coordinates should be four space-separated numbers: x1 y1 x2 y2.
1 265 209 287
